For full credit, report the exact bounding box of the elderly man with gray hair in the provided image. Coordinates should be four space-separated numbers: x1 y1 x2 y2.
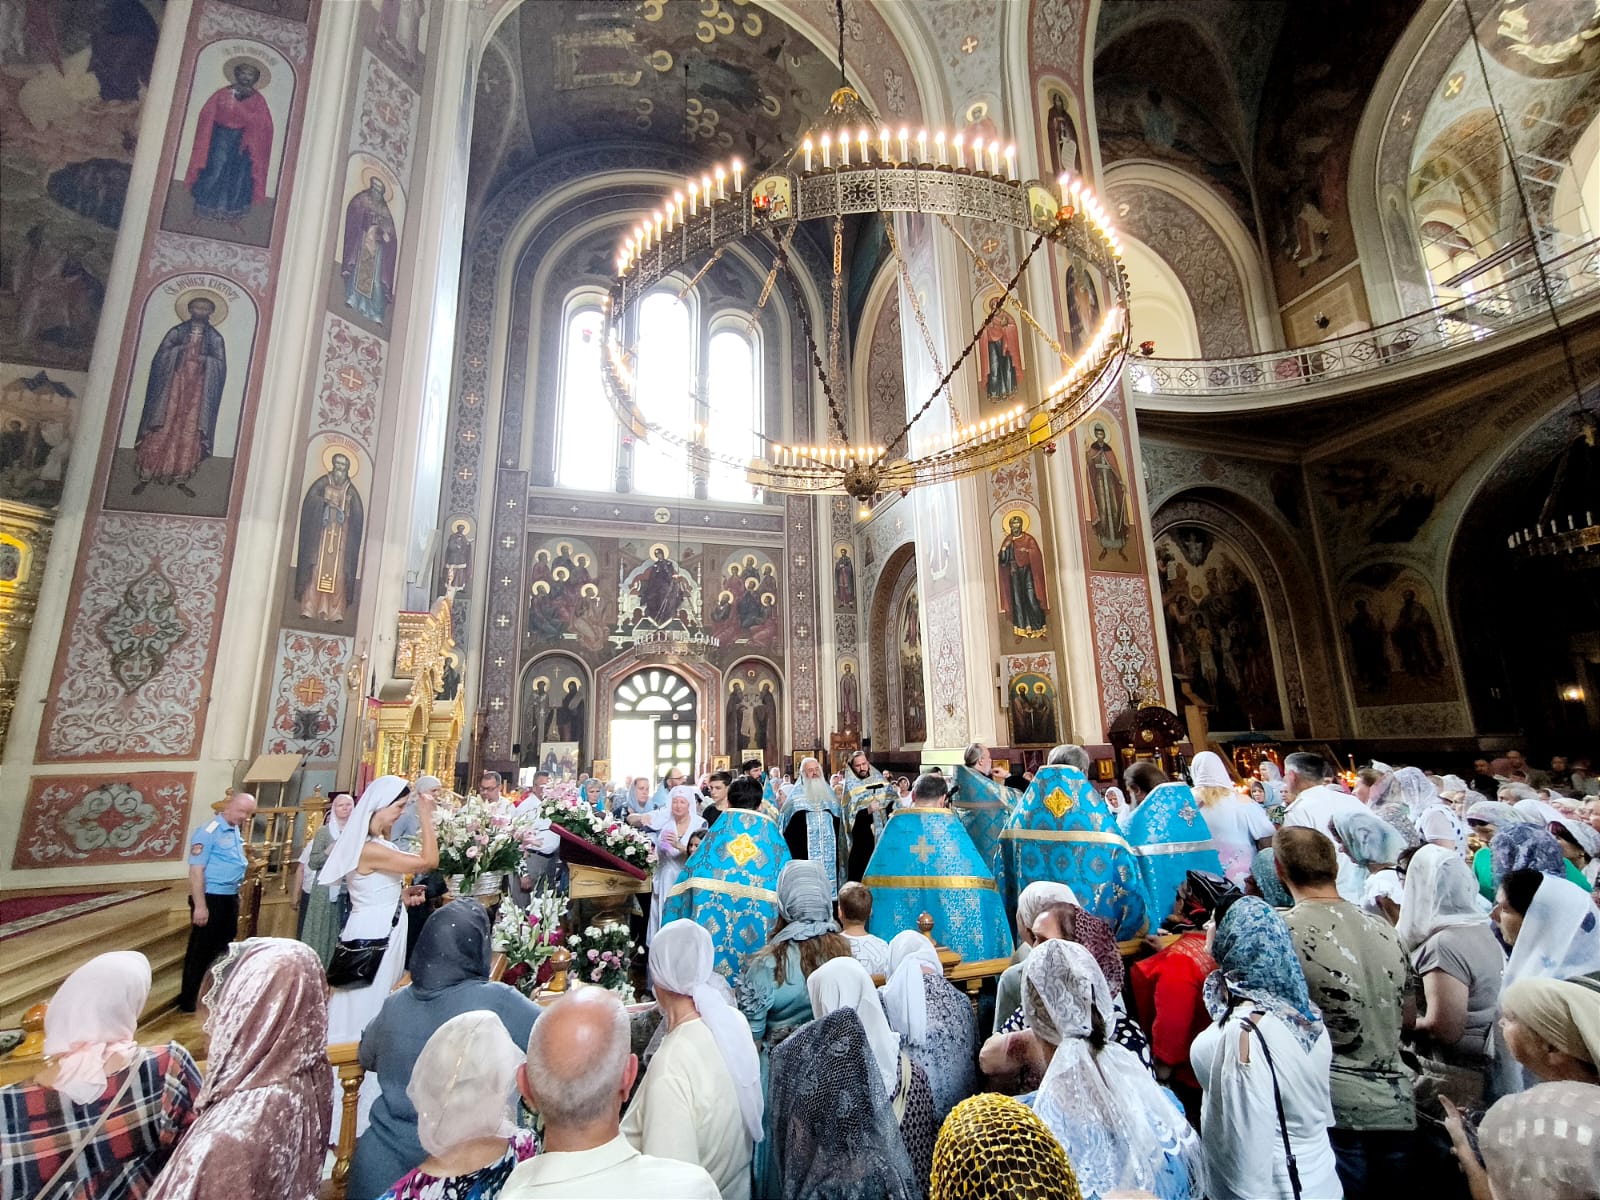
502 988 719 1198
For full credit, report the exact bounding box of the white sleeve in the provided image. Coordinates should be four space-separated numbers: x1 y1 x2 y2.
1280 801 1315 829
1246 803 1276 839
1210 1021 1282 1200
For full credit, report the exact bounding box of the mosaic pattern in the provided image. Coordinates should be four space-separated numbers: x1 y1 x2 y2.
787 495 820 750
13 774 194 868
310 313 387 450
1088 572 1159 729
261 630 354 761
42 515 227 760
350 50 418 179
927 588 969 749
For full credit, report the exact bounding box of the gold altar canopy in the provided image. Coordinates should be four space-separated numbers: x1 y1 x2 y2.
366 596 464 782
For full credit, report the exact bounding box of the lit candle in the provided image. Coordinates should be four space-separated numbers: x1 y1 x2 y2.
858 128 869 164
838 128 850 167
689 180 699 216
935 130 947 166
1058 172 1070 205
714 165 726 200
821 132 831 169
732 158 743 191
674 191 684 223
898 127 909 162
1069 178 1081 200
702 174 712 203
803 137 813 173
1004 144 1016 179
988 139 1000 175
880 127 891 160
917 129 928 162
653 211 663 241
953 132 965 169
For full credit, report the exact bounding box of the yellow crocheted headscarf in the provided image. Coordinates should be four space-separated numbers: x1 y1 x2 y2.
930 1093 1083 1200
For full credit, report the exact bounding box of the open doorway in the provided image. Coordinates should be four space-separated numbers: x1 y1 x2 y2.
610 667 697 785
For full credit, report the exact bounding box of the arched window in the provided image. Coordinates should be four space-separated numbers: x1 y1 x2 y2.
705 327 759 501
555 306 616 489
631 291 694 499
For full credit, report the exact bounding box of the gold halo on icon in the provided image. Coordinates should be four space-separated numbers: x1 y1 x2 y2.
1002 508 1031 533
561 676 581 692
647 542 671 561
320 443 360 477
172 288 227 325
360 167 392 194
222 55 270 89
1033 681 1049 695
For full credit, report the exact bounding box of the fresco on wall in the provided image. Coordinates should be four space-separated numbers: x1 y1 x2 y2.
0 363 82 508
1062 253 1103 359
330 154 403 334
526 534 608 653
1076 416 1141 572
519 652 586 768
1156 526 1284 732
833 543 856 610
1041 83 1083 178
106 273 258 516
977 291 1025 405
619 539 702 630
1007 670 1060 746
372 0 428 71
1340 563 1460 707
286 436 369 632
837 656 861 733
438 516 473 595
898 590 926 744
726 658 781 758
161 40 294 247
1095 78 1255 220
995 504 1049 639
0 0 163 370
707 549 781 650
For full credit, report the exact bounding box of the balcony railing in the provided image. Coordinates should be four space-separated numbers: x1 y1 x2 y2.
1126 237 1600 400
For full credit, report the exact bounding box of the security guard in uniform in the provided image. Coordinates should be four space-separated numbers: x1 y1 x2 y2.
177 791 257 1012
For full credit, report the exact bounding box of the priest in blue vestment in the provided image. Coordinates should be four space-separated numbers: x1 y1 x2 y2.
841 749 893 880
1121 763 1223 924
996 744 1151 941
862 773 1013 963
660 775 791 985
778 756 846 896
952 743 1017 875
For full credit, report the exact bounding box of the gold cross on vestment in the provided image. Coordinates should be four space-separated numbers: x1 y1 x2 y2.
727 833 762 868
910 836 936 865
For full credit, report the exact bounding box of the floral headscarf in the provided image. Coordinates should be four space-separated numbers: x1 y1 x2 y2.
1491 825 1569 886
1250 848 1295 909
1203 896 1323 1052
1034 903 1124 999
1331 808 1408 869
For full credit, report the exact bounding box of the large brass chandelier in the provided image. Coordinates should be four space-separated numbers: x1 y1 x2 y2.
599 7 1129 505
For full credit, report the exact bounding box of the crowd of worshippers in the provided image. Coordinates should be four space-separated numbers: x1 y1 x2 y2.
8 746 1600 1200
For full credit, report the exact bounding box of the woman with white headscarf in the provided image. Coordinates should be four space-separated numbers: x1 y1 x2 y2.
992 881 1080 1033
1 953 201 1200
298 789 355 967
1547 813 1600 884
623 919 759 1200
646 785 707 946
372 1011 536 1200
808 955 938 1194
321 775 437 1135
1026 939 1205 1200
880 929 975 1120
1331 807 1408 923
1191 750 1274 885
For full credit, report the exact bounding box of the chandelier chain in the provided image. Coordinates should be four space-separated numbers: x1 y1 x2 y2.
764 232 852 446
939 214 1071 362
875 225 1053 462
829 212 845 429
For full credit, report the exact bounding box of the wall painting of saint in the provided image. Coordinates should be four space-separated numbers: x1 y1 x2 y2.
287 439 368 632
331 154 404 333
163 41 294 248
107 274 257 517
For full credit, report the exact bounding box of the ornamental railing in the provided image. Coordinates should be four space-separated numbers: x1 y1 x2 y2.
1126 236 1600 400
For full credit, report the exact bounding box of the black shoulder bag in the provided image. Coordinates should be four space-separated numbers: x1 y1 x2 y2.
326 892 403 988
1240 1010 1303 1200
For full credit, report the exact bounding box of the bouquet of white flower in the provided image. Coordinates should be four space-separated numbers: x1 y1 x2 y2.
491 886 566 996
565 921 636 997
435 794 534 889
537 783 657 873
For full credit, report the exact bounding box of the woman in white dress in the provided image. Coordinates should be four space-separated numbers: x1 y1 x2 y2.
319 774 437 1134
647 785 707 946
1190 751 1275 885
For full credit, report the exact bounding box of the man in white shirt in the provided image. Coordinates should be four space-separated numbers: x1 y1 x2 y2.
1280 751 1368 901
503 988 720 1199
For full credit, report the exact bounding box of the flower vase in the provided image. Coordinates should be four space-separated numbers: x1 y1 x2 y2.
472 872 505 899
445 874 466 898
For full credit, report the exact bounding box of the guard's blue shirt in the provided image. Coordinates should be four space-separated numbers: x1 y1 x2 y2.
187 817 247 894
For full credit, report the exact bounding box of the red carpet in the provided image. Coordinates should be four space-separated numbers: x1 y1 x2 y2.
0 889 158 941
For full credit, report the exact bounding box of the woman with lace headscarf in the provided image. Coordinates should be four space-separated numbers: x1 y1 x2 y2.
0 953 200 1200
1495 868 1600 994
1489 824 1591 895
808 956 938 1196
992 881 1080 1033
1190 896 1338 1200
880 929 975 1121
646 785 707 946
735 860 849 1194
1397 845 1504 1107
930 1094 1083 1200
1465 799 1540 901
373 1011 537 1200
623 920 759 1200
765 1005 920 1200
147 940 332 1200
1548 812 1600 884
1331 808 1408 923
1024 939 1204 1200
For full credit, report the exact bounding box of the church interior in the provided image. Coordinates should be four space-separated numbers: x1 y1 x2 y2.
1 0 1599 1192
